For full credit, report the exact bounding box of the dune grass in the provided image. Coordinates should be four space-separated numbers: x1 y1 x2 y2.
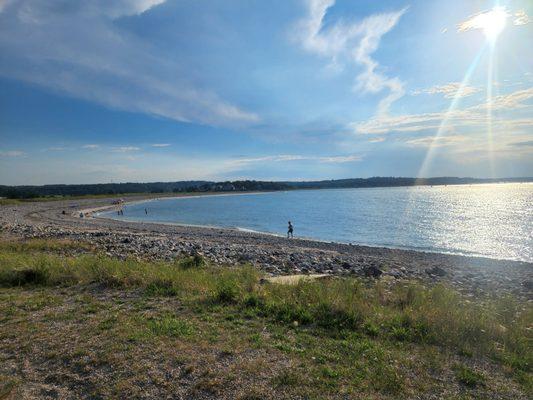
0 238 531 398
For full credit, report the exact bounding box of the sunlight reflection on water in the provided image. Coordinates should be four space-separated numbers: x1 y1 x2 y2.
101 183 533 262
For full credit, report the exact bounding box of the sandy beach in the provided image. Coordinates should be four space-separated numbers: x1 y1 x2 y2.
1 196 532 300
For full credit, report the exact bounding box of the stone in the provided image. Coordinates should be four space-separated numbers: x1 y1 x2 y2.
363 265 383 278
425 266 447 277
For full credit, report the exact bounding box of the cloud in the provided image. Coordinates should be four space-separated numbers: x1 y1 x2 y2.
458 7 529 34
230 154 361 167
0 150 25 157
404 135 468 148
151 143 171 147
458 7 510 33
317 155 362 163
293 0 406 115
355 86 533 135
507 140 533 147
513 10 530 26
82 144 100 149
112 146 140 153
412 82 480 99
0 0 258 127
46 146 66 151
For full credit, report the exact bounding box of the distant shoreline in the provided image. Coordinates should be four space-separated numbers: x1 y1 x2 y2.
2 177 531 201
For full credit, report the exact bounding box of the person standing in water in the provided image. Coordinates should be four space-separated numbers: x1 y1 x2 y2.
287 221 294 238
145 208 148 215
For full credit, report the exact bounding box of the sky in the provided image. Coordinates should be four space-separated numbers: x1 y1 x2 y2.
0 0 532 185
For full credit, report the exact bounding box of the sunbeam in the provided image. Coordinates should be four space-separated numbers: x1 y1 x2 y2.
415 47 486 181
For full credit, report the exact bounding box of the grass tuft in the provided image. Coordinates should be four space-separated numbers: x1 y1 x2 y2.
454 364 485 387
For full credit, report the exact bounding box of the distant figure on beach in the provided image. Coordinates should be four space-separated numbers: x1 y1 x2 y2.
287 221 294 238
117 210 120 216
145 208 148 215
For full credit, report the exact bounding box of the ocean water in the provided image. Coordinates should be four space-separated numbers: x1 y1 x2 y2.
99 183 533 262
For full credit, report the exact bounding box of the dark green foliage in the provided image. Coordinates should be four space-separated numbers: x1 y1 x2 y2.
215 281 239 304
2 177 530 198
0 268 49 286
179 254 206 269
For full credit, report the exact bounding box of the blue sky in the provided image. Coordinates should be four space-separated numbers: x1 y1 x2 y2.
0 0 532 184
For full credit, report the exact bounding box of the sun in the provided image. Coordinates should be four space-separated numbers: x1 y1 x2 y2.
476 7 508 43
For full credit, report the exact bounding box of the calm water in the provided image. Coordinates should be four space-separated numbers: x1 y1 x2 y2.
99 183 533 262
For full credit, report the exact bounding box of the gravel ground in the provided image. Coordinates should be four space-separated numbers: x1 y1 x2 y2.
1 195 531 300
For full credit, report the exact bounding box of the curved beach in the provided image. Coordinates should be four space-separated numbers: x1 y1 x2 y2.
1 195 531 300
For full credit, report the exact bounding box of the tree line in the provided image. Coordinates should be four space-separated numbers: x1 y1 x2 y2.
0 177 530 199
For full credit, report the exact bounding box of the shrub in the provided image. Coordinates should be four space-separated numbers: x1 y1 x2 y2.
1 268 49 286
179 253 206 269
215 281 240 304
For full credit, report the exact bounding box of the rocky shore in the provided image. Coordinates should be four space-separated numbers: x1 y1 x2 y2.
1 196 531 300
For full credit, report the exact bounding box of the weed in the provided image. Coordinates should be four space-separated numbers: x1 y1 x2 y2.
454 364 485 387
147 315 195 337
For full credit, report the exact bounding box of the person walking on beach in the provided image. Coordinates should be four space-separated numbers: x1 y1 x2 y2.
287 221 294 239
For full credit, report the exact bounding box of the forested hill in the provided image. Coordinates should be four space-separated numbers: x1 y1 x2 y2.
0 177 530 199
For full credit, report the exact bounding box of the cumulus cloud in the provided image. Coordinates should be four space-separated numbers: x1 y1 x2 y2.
412 82 480 99
0 0 258 127
293 0 406 115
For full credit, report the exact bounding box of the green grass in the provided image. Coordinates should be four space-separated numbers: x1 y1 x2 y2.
453 364 486 387
0 238 531 398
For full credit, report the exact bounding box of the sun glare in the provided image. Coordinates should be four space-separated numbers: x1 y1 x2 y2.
475 7 508 43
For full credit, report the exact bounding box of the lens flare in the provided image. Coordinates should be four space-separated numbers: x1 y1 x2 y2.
460 6 508 44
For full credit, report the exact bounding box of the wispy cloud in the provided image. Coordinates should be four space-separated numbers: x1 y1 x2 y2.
355 87 533 135
46 146 67 151
412 82 480 99
0 0 259 127
112 146 140 153
293 0 406 115
513 10 530 26
230 154 362 167
151 143 171 147
507 140 533 147
82 144 100 149
458 6 529 33
404 135 468 148
458 7 510 33
0 150 25 157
